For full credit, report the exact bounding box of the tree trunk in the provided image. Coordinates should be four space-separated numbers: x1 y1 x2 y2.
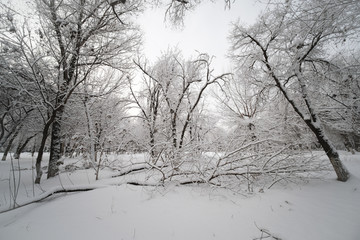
14 133 38 159
94 122 103 163
83 98 96 167
31 143 36 157
35 119 53 184
0 112 7 145
47 105 65 178
1 125 21 161
1 136 14 161
179 117 190 149
149 130 155 159
171 113 177 149
0 123 18 150
305 120 349 181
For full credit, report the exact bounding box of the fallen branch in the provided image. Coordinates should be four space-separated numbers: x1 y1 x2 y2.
126 179 217 187
126 181 162 187
178 179 207 185
111 164 149 178
111 162 169 179
0 180 169 214
0 184 106 214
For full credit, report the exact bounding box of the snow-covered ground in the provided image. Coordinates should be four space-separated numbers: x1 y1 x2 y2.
0 152 359 240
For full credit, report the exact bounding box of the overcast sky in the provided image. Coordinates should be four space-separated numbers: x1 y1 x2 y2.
137 0 262 73
6 0 262 73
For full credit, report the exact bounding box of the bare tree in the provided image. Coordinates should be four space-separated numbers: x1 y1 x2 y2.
0 12 41 160
155 0 233 25
0 0 142 182
214 73 267 143
313 52 360 152
33 0 141 179
79 70 129 173
134 49 229 168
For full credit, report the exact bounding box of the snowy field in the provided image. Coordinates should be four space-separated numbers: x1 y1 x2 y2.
0 152 359 240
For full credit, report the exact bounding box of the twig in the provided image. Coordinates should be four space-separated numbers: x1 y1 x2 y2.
254 222 282 240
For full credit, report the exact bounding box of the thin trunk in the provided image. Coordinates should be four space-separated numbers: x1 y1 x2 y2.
31 143 36 157
0 112 7 145
14 133 38 159
35 118 53 184
171 118 177 149
149 130 155 158
149 89 159 160
170 110 177 149
1 127 20 161
83 96 96 167
179 82 213 149
0 123 18 150
170 111 180 169
94 121 102 163
0 108 34 149
95 142 105 181
179 116 190 149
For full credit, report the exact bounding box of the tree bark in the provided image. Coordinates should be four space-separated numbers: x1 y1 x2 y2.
170 110 177 149
47 105 65 178
35 113 55 184
149 130 156 159
305 120 349 181
0 112 7 145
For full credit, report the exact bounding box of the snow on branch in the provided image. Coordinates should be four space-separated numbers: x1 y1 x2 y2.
0 184 107 214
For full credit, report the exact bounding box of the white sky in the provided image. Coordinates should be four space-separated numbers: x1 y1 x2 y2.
137 0 262 73
6 0 262 73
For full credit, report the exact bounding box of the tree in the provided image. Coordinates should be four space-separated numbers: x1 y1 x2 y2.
129 64 162 159
0 11 41 160
134 49 229 168
34 0 141 179
158 0 233 25
214 73 267 143
81 73 129 168
230 0 360 181
314 52 360 152
0 0 142 182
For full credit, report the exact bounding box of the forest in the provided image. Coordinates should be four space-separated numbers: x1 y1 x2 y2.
0 0 359 239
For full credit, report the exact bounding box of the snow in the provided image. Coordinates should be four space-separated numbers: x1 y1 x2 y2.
0 152 360 240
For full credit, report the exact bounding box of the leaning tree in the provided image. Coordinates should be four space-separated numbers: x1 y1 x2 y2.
230 0 360 181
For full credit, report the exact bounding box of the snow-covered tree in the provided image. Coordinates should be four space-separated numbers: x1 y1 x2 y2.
229 0 360 181
34 0 141 179
0 0 142 182
133 49 229 166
